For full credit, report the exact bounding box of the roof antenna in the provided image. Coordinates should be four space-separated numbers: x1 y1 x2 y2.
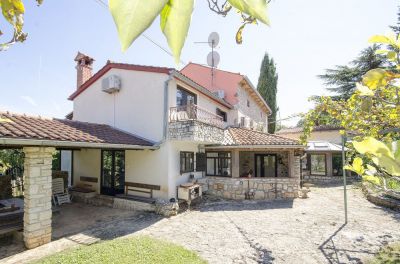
195 32 220 88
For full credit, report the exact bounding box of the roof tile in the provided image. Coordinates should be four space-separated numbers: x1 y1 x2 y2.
0 112 153 146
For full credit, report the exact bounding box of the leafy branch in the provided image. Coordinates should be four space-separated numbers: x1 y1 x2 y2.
0 0 43 51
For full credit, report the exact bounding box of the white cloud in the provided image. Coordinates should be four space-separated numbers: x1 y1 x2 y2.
21 96 38 107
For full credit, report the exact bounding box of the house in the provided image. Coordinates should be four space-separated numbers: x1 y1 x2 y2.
276 125 346 182
0 53 304 249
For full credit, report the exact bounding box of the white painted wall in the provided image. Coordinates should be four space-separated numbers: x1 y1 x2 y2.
235 84 268 131
73 149 101 192
278 130 342 145
73 68 169 142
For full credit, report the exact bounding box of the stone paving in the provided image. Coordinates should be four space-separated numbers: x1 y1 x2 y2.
1 184 400 264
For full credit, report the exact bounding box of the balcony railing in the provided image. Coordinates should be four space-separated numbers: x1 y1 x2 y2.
169 104 225 128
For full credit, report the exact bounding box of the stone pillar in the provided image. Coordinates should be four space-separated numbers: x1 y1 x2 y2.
288 150 294 178
232 149 240 178
23 147 55 249
293 155 301 179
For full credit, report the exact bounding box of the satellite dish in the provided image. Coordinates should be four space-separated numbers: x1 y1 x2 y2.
207 51 220 68
208 32 220 48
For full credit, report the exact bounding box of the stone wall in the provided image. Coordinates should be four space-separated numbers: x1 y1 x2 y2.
0 175 12 199
113 197 155 212
303 174 359 184
23 146 55 249
198 176 299 200
169 120 224 143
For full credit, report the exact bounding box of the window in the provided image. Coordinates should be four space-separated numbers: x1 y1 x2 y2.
240 117 245 127
206 152 231 177
332 154 343 176
247 100 250 107
310 154 326 176
180 152 194 173
177 86 197 107
216 108 227 122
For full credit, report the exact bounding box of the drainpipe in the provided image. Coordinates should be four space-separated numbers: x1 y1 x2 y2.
154 72 173 147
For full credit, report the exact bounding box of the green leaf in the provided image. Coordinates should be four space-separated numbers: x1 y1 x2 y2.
362 69 387 89
160 0 194 64
356 83 374 96
109 0 168 51
353 137 393 159
236 23 245 44
228 0 269 25
371 156 400 176
369 35 394 45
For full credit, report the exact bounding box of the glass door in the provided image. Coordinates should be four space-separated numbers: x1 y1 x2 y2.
101 150 125 196
255 154 277 177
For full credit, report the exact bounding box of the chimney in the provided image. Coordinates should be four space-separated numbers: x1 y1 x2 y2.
74 52 94 89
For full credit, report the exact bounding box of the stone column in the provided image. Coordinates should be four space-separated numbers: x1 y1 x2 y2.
232 149 240 178
23 146 55 249
288 150 295 178
293 155 301 179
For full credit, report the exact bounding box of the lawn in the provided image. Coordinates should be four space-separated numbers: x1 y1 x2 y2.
367 242 400 264
34 236 206 264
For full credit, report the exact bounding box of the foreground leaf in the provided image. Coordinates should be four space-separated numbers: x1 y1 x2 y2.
160 0 194 63
353 137 393 159
109 0 168 51
228 0 269 25
362 69 388 89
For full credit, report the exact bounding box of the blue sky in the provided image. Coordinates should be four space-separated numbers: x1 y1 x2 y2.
0 0 398 126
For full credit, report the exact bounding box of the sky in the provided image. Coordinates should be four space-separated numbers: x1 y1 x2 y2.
0 0 398 126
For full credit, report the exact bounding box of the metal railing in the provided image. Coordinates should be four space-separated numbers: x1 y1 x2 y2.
169 104 225 128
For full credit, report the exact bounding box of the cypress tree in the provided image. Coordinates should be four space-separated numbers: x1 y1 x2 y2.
257 53 278 134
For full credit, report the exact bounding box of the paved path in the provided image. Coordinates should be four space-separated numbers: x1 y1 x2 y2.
2 185 400 264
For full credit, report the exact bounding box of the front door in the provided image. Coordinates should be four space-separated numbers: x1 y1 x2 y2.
101 150 125 196
255 154 277 177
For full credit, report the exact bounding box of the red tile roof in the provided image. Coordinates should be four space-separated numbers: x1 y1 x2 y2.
222 127 302 146
68 62 173 100
0 112 153 147
180 63 243 106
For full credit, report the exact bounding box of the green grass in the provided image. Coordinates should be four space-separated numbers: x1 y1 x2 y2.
367 242 400 264
34 236 207 264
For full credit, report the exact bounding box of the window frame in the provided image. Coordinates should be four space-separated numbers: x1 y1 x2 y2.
216 108 227 122
206 151 232 177
176 86 197 107
180 151 195 174
310 153 327 176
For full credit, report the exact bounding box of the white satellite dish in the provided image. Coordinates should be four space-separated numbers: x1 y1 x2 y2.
208 32 220 48
207 51 220 68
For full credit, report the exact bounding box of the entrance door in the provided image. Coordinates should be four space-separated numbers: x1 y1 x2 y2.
255 154 277 177
101 150 125 196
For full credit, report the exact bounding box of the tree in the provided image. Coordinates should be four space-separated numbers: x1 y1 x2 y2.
390 6 400 36
318 45 386 100
0 149 24 177
257 53 278 133
302 33 400 192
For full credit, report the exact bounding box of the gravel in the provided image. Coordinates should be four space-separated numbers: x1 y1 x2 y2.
2 184 399 264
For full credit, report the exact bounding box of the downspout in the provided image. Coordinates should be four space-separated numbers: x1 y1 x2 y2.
154 72 173 147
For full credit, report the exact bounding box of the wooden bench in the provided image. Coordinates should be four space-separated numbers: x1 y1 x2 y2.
124 182 161 199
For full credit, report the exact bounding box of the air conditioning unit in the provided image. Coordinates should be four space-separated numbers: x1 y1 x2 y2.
102 75 121 94
215 90 225 99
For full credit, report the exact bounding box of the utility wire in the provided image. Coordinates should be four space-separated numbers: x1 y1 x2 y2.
91 0 186 65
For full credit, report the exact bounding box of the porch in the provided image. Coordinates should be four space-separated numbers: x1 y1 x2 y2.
200 127 305 200
0 112 156 250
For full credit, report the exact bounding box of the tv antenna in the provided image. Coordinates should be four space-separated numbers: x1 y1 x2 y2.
194 32 220 87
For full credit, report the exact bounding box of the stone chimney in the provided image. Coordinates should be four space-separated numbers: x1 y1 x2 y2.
74 52 94 89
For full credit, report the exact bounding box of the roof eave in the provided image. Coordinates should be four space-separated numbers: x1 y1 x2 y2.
0 138 158 150
241 76 273 115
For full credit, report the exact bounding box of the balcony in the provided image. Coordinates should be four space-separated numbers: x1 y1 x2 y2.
168 104 225 143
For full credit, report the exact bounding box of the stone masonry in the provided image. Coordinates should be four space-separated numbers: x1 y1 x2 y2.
198 176 300 200
23 146 55 249
169 120 224 143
